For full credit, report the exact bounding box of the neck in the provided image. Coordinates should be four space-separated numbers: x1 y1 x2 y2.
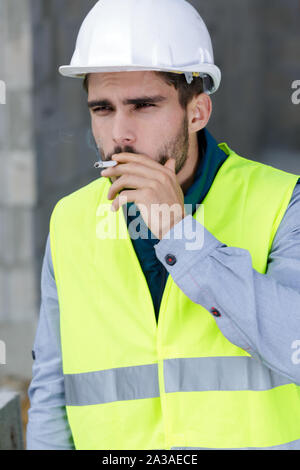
177 132 200 194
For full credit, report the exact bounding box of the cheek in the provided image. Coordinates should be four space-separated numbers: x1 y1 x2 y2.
91 117 110 150
151 114 181 144
152 122 176 152
91 117 99 142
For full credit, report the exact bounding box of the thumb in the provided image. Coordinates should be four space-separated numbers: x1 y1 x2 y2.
164 158 176 173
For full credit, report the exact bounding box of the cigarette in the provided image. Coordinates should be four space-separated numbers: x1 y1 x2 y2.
94 160 118 169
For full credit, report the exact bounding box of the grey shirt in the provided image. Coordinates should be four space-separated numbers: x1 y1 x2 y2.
26 183 300 450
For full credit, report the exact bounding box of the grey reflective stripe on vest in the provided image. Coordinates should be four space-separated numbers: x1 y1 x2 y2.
164 356 293 393
64 363 159 406
64 356 293 406
171 438 300 450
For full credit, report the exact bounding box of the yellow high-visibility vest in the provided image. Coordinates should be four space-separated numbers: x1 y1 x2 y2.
50 143 300 450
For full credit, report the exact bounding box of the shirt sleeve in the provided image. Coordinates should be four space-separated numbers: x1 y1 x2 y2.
154 183 300 385
26 234 75 450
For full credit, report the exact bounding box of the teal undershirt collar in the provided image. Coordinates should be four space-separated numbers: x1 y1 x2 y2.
184 128 229 214
125 128 228 320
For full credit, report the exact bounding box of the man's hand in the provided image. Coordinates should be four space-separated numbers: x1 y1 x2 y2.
101 152 186 240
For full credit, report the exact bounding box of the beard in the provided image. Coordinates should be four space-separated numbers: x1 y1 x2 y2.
97 112 189 175
156 113 189 174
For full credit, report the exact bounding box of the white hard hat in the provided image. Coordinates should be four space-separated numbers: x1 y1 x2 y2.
59 0 221 94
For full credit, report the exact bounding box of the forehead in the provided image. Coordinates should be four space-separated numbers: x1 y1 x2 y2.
87 71 176 99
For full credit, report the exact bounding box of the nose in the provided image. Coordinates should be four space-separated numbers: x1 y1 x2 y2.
112 111 136 147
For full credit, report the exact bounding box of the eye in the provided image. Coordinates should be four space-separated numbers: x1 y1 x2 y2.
92 106 113 113
135 103 155 110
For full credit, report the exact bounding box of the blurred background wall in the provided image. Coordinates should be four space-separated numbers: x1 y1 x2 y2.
0 0 299 386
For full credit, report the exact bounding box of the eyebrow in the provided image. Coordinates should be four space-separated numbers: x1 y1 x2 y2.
87 95 167 109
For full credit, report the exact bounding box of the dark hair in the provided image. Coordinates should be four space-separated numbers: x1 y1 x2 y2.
83 71 205 109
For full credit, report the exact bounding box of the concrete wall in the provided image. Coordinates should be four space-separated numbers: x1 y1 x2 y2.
191 0 265 157
190 0 300 170
258 0 300 173
0 392 23 449
0 0 38 380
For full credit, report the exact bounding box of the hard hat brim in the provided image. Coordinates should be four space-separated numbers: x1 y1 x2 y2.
58 64 221 94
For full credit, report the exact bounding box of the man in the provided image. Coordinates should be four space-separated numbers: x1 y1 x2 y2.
27 0 300 450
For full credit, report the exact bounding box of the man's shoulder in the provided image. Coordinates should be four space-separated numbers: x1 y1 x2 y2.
223 147 300 186
49 177 109 230
61 176 105 201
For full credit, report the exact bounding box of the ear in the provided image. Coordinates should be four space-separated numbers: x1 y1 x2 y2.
187 93 212 134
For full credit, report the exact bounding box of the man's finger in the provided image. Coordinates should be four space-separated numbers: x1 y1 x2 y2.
112 152 167 170
164 158 176 173
102 162 162 181
111 189 143 212
107 175 150 200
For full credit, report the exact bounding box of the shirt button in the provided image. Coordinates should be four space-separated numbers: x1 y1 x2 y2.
211 307 221 318
165 254 177 266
